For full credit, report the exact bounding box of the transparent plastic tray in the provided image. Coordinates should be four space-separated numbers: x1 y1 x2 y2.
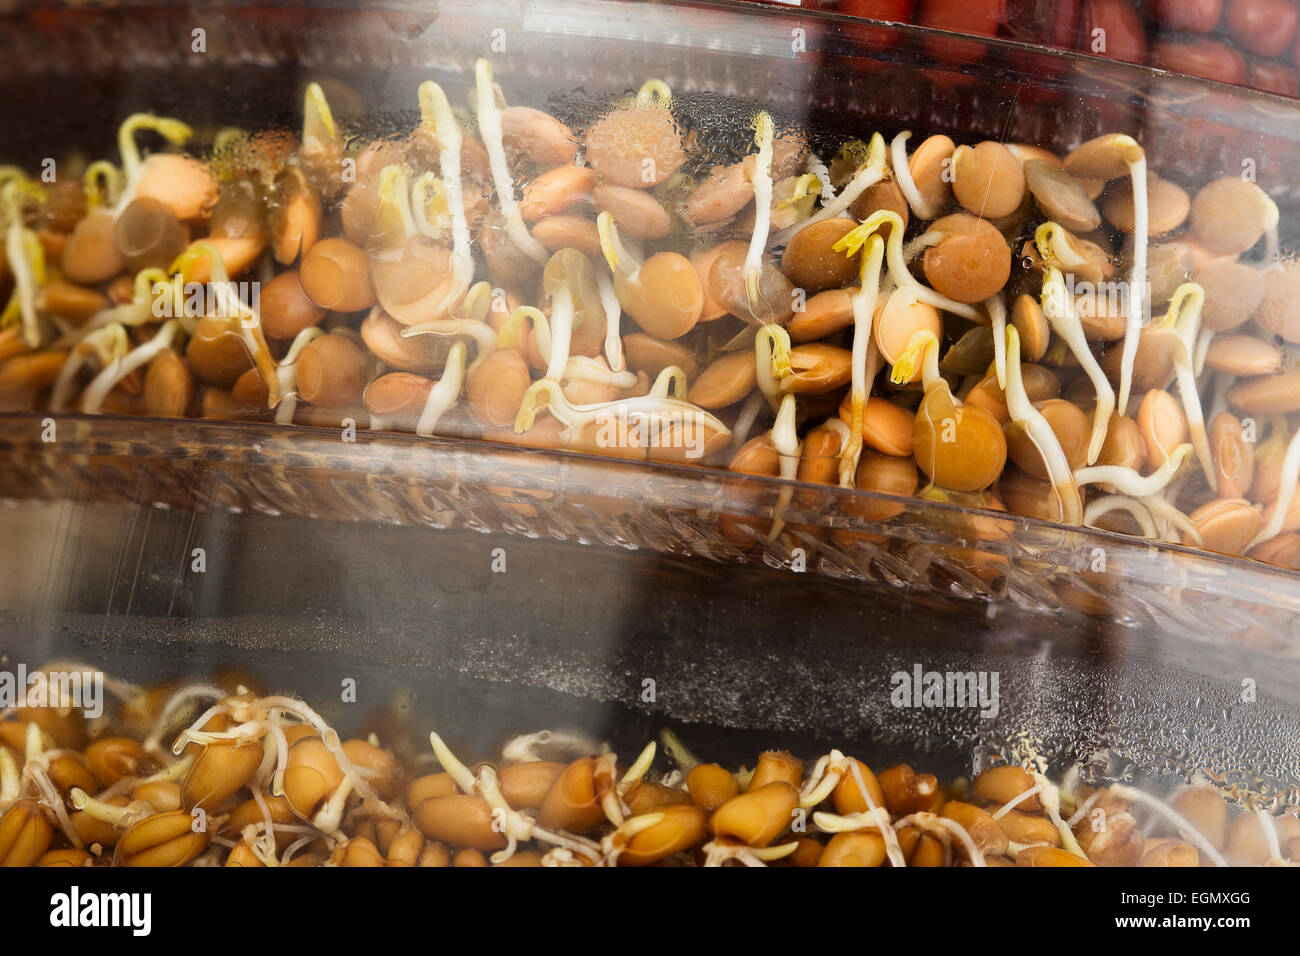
2 412 1298 652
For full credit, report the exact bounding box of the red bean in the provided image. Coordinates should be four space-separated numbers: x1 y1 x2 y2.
1148 0 1223 34
1081 0 1147 65
840 0 918 19
1151 38 1248 85
1003 0 1078 47
917 0 1003 62
1249 58 1300 96
1225 0 1300 58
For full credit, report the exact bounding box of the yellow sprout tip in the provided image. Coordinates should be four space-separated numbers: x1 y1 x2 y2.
460 282 491 324
771 341 792 380
596 211 621 274
497 317 522 349
836 209 899 260
168 251 200 282
635 78 672 108
418 80 445 129
0 295 19 329
866 132 887 163
1005 323 1021 355
890 330 934 386
832 222 873 258
1033 221 1061 259
1164 282 1203 327
514 400 539 434
155 118 193 145
169 241 224 284
304 83 336 140
122 113 193 147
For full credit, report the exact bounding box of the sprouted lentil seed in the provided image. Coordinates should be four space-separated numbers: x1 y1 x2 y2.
6 666 1277 868
1 61 1298 568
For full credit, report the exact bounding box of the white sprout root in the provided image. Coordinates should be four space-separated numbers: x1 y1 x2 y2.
596 209 640 281
1107 783 1226 867
81 320 180 414
113 113 193 213
50 323 128 412
3 212 45 348
755 323 792 411
803 751 907 866
730 390 766 452
1251 425 1300 549
839 210 983 321
474 58 549 265
840 233 885 487
775 133 886 245
986 293 1007 389
1164 283 1215 489
648 365 684 399
895 812 986 867
20 724 81 848
1004 325 1083 525
1031 770 1086 858
404 283 500 372
417 79 473 317
415 341 466 437
889 130 941 222
701 838 798 867
598 811 663 867
596 268 626 373
814 805 909 866
545 286 574 382
513 377 730 453
273 326 325 425
171 241 281 405
1116 146 1148 417
1083 495 1158 538
1075 443 1193 497
429 732 601 865
991 783 1045 821
1254 810 1292 867
1041 267 1114 463
743 111 775 312
141 684 227 759
767 392 801 542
